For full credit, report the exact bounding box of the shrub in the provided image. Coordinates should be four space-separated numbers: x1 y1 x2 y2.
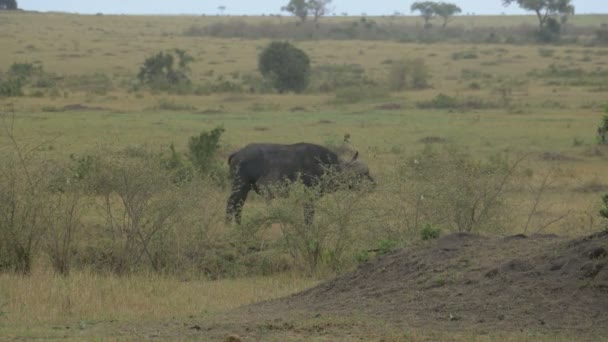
387 145 519 234
600 194 608 230
594 24 608 45
258 41 311 93
187 126 226 184
64 73 112 95
417 93 458 109
387 58 430 91
246 173 374 275
0 112 82 275
154 98 196 111
8 62 40 80
334 84 390 104
84 150 183 274
309 63 373 93
161 143 195 184
0 78 23 97
138 49 194 92
420 224 441 240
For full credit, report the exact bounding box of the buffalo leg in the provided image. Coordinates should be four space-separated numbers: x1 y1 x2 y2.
226 183 250 225
303 202 315 225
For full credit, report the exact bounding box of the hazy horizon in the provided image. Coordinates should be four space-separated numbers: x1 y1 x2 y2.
17 0 606 16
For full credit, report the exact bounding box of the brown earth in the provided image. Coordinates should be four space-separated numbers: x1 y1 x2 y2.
51 231 608 341
194 231 608 341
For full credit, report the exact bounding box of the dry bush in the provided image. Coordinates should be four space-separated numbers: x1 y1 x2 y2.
382 145 522 235
241 173 375 275
83 150 184 274
0 111 85 275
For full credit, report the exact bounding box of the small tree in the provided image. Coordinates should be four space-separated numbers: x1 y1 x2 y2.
503 0 574 40
0 0 17 10
411 1 437 29
435 2 462 29
258 41 311 93
308 0 332 22
282 0 309 22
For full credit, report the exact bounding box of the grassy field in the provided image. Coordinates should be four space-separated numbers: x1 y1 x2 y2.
0 11 608 340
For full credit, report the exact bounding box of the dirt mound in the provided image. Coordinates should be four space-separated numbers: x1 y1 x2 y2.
249 232 608 334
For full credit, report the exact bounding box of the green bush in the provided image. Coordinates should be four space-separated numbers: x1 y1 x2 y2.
8 62 40 80
188 126 227 184
258 41 311 93
0 78 23 97
420 224 441 240
417 93 458 109
138 49 194 92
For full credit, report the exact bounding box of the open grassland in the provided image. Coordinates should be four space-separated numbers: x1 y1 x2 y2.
0 12 608 340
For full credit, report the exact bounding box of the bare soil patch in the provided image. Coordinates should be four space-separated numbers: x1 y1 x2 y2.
23 232 608 341
207 232 608 340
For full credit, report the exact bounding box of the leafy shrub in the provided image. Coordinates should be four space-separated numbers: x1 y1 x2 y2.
161 143 195 185
420 224 441 240
0 78 23 97
138 49 194 92
188 126 227 184
388 58 430 91
8 62 40 80
417 93 459 109
258 41 311 93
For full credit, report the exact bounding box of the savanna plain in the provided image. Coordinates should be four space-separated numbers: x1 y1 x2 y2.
0 11 607 341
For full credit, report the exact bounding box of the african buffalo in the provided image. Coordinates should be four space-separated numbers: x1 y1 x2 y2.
225 142 374 225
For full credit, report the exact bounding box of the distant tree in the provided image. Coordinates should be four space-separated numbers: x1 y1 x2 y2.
502 0 574 31
0 0 17 10
258 41 311 93
217 5 226 15
282 0 309 22
435 2 462 28
410 2 437 29
308 0 332 22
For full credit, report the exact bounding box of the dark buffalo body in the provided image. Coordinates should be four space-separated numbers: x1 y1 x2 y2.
225 142 372 224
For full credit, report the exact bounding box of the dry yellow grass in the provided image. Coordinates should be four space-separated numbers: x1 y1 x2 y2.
0 267 318 327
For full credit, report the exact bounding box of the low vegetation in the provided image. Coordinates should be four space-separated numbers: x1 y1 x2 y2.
0 10 607 340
